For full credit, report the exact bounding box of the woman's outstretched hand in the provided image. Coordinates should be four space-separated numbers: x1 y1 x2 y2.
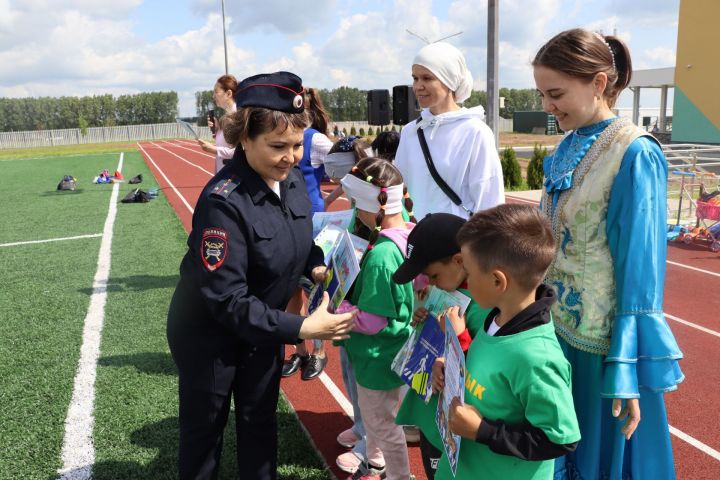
299 292 355 341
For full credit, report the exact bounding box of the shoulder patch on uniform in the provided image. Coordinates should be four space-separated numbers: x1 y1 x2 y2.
209 175 240 199
202 228 228 271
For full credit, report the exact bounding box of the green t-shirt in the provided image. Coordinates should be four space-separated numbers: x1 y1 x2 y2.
435 321 580 480
344 236 414 390
396 293 491 450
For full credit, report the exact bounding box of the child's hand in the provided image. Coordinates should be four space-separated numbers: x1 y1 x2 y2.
311 266 328 284
612 398 641 440
416 286 430 302
445 306 466 335
448 397 483 440
412 307 429 326
431 357 445 393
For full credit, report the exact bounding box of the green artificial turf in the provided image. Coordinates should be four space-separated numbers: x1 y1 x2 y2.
0 147 331 480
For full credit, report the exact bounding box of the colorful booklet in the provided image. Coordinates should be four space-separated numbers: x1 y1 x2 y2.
436 316 465 477
391 312 445 402
311 209 354 237
308 229 363 314
424 286 472 317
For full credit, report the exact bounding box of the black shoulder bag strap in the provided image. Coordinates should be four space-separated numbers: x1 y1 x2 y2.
416 119 473 216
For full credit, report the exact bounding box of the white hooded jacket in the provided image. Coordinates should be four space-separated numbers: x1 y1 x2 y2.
394 106 504 220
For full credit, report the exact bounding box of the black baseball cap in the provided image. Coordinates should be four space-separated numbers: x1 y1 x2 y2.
235 71 305 113
392 213 466 284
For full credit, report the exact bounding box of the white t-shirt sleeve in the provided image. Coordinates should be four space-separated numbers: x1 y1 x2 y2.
310 133 333 168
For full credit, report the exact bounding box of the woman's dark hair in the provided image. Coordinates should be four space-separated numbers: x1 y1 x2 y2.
349 157 416 247
532 28 632 108
223 107 308 146
304 87 330 135
371 131 400 161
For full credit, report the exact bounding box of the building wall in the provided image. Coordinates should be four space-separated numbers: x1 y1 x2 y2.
673 0 720 144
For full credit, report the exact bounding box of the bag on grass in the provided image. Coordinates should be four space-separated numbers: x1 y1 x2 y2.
128 174 143 184
57 175 77 191
121 188 152 203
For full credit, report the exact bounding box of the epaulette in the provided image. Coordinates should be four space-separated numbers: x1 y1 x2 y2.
209 175 241 199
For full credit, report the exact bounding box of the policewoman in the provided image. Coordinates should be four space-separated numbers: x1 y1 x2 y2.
167 71 355 480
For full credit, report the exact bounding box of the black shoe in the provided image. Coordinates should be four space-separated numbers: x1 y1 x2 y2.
282 353 308 377
301 354 327 381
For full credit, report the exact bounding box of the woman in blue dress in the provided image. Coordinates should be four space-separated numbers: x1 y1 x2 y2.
533 28 684 479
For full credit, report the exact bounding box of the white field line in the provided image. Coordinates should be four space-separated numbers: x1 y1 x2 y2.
57 153 123 480
0 233 102 248
666 313 720 339
669 425 720 462
137 142 195 215
318 372 354 419
161 140 215 159
666 260 720 279
148 141 214 176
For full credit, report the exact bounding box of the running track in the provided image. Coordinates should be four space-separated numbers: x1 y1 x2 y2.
139 139 720 479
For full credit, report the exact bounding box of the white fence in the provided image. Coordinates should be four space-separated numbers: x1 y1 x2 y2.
0 117 514 150
0 123 213 150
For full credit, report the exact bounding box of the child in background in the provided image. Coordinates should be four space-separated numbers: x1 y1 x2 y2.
391 212 492 479
371 131 401 162
335 157 417 480
432 204 580 480
323 136 372 210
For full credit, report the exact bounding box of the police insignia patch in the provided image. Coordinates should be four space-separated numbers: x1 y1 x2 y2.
201 228 228 271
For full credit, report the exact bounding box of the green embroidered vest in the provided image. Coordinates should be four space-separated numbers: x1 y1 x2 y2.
542 118 648 355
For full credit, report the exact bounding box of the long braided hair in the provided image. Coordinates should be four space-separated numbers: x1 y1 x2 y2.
349 157 417 249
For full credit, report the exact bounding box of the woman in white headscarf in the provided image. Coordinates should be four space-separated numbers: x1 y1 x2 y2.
394 42 504 221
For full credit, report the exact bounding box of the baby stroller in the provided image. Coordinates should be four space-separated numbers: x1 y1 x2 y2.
678 184 720 252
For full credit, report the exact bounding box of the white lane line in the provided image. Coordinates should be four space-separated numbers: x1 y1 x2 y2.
163 140 215 159
57 153 123 480
667 260 720 279
0 233 102 248
670 425 720 461
149 141 214 176
505 195 541 205
666 313 720 339
318 372 354 419
137 142 195 215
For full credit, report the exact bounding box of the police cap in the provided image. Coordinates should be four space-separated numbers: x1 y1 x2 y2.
235 71 305 113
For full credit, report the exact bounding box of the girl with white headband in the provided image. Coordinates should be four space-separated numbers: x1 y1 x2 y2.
533 28 682 480
394 42 504 221
334 157 417 480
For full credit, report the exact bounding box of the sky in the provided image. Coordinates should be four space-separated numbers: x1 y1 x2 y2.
0 0 680 117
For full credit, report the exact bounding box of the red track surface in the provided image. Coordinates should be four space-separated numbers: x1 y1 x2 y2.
142 141 720 479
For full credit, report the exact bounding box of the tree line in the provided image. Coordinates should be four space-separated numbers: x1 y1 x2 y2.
195 86 543 123
0 92 178 132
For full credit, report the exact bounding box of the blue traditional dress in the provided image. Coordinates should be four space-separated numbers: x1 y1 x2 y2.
542 117 684 480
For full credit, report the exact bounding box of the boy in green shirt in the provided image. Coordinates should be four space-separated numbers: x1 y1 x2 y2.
392 213 492 479
433 204 580 480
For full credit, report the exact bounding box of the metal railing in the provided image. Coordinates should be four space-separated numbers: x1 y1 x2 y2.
665 144 720 224
0 123 213 150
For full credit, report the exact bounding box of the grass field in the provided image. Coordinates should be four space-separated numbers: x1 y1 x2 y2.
0 148 331 479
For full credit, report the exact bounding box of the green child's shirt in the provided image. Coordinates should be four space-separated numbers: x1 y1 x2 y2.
435 321 580 480
343 236 414 390
395 289 490 450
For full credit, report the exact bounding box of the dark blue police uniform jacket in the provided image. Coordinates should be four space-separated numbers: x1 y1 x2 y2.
167 151 324 394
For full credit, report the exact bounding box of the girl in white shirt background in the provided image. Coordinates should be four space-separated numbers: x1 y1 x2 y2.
198 74 238 173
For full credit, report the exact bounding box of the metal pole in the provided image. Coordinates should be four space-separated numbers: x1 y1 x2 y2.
487 0 500 147
221 0 229 74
